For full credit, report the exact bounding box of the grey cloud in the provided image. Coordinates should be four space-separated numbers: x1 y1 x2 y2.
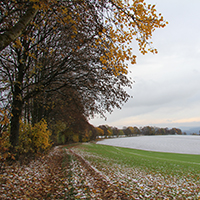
90 0 200 129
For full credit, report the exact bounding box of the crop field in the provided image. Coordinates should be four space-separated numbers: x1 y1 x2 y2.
68 142 200 199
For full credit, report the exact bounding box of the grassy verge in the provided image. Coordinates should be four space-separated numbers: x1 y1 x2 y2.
70 143 200 198
78 143 200 177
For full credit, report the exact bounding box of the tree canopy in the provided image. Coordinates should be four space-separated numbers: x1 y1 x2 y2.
0 0 167 150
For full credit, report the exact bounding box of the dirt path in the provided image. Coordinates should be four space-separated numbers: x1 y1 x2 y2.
1 146 129 199
0 147 70 199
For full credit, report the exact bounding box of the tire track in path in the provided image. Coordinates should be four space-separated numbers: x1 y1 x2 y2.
69 148 129 199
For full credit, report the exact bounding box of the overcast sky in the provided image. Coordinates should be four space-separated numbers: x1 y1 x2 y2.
89 0 200 129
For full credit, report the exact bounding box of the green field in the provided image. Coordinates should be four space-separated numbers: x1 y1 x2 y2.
77 143 200 177
68 143 200 198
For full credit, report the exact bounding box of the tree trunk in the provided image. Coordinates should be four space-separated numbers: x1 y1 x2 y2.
10 88 23 150
10 69 24 151
32 98 38 125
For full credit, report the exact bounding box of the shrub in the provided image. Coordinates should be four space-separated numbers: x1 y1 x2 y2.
0 109 11 161
17 119 52 155
81 130 92 142
0 130 11 161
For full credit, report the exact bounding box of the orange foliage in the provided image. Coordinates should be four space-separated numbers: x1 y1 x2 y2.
94 0 168 76
0 109 12 162
82 130 92 142
17 119 52 154
95 127 104 136
2 0 167 75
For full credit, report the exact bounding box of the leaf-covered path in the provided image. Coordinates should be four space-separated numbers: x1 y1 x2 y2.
0 146 70 199
0 146 129 199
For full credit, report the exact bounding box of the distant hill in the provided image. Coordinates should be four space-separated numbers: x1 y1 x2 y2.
180 126 200 135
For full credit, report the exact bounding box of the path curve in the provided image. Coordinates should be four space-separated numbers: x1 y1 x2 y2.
97 135 200 154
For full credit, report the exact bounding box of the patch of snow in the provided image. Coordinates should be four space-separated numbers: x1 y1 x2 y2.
97 135 200 154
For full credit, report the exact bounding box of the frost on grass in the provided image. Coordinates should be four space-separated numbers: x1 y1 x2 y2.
67 149 128 199
72 146 200 199
65 150 102 199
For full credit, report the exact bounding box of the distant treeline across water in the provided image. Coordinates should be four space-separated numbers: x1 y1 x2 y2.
96 125 184 138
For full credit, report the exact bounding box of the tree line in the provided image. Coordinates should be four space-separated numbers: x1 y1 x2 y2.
0 0 167 159
54 124 184 145
95 125 183 138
